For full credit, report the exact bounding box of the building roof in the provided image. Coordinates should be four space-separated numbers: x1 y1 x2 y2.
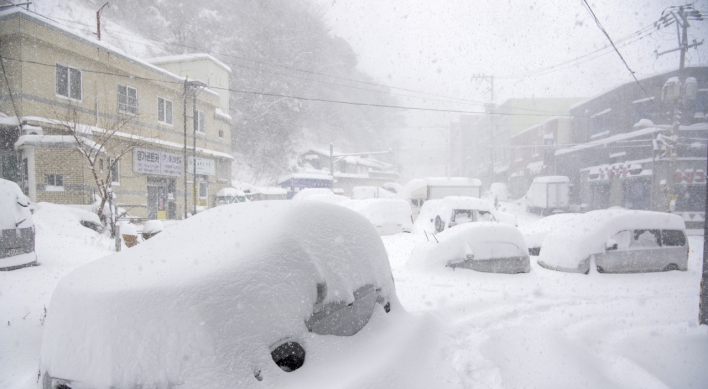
147 54 232 74
0 8 219 98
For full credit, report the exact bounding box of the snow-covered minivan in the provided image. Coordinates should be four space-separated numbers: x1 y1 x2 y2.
537 209 688 274
38 201 437 389
0 178 36 271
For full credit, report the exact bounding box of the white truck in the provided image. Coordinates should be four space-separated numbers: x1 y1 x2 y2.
525 176 569 215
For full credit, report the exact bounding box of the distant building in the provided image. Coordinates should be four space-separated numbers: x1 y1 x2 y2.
0 9 232 219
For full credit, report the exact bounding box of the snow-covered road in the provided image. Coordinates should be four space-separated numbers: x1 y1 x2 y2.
1 202 707 388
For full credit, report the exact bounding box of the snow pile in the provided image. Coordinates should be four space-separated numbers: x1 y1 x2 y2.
341 199 413 234
519 213 582 250
537 209 686 270
407 222 528 272
142 220 164 235
39 201 400 389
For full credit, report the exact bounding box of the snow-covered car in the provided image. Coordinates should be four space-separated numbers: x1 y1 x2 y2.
38 201 401 389
341 198 413 235
215 187 247 205
537 209 688 274
408 222 530 274
519 213 582 255
291 187 349 204
415 196 509 234
0 178 36 270
351 186 396 199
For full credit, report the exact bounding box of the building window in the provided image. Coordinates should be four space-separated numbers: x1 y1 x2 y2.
56 64 82 100
158 97 173 125
218 129 224 138
45 174 64 191
194 110 206 133
109 158 120 185
118 85 138 115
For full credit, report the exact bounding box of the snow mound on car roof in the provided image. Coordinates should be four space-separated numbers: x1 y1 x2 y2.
39 201 398 389
537 209 686 269
407 222 528 270
415 196 494 232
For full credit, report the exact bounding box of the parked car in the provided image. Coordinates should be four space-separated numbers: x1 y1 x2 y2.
525 176 569 215
519 213 582 256
408 222 530 274
341 198 413 235
537 209 688 274
292 187 349 204
415 196 513 234
215 187 247 206
38 201 401 389
0 178 36 271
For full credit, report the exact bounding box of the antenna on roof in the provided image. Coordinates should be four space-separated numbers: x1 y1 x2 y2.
96 2 109 41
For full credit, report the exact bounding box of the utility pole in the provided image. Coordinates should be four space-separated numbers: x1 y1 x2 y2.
656 5 708 325
472 74 494 186
183 77 188 219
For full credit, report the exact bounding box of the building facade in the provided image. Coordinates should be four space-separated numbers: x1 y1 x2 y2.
0 9 232 220
554 67 708 227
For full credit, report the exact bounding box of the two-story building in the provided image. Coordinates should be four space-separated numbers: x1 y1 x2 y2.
0 9 233 220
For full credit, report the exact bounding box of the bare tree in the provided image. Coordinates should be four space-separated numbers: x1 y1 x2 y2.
54 104 154 236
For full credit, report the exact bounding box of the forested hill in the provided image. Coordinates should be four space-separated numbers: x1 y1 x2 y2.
105 0 401 181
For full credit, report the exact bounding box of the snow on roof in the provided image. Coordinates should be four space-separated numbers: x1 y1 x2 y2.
424 177 482 187
39 201 399 388
277 173 333 185
215 108 232 121
537 209 686 270
0 9 219 99
555 126 666 157
147 54 232 74
590 108 611 118
532 176 569 184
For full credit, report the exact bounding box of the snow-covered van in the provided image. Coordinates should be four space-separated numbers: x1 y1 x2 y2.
38 201 407 389
525 176 569 215
0 179 36 271
415 196 515 234
537 209 688 274
341 198 413 235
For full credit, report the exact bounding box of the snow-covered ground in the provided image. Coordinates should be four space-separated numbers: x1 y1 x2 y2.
2 201 707 388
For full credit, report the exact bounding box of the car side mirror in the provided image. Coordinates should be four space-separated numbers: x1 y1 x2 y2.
434 215 445 233
605 239 618 251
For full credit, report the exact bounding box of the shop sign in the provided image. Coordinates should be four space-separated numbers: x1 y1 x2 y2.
133 148 183 177
188 156 215 176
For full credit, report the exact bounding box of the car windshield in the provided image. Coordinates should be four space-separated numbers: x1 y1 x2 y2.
1 2 707 389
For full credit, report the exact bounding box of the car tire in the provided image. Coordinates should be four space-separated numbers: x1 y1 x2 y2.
663 263 679 272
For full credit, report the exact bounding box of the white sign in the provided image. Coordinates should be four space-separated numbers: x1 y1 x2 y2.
133 148 183 177
188 156 215 176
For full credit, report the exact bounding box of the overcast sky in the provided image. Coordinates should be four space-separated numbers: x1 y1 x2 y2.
314 0 707 112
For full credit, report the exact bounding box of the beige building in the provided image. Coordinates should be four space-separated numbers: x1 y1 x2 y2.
0 9 233 220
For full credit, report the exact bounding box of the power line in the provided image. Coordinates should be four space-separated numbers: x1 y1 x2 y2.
0 55 575 118
581 0 654 101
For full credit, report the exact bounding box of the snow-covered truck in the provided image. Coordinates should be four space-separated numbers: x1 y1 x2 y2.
525 176 569 215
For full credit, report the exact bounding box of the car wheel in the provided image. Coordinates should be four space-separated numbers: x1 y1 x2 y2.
663 263 679 272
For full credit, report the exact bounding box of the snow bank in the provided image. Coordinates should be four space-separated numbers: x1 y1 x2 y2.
39 201 399 389
407 222 529 273
537 209 686 270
